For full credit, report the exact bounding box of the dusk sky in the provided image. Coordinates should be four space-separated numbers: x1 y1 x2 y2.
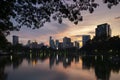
7 1 120 46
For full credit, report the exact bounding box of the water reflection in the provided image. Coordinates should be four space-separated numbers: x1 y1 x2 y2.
0 52 120 80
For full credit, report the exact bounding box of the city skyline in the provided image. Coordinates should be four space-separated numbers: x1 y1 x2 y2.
10 22 116 47
0 1 120 80
49 36 80 49
11 23 112 49
7 1 120 46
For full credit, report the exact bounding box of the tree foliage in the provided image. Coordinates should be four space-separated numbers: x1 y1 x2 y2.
0 0 120 34
81 36 120 51
0 31 11 50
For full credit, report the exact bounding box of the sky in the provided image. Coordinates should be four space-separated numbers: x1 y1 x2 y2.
7 1 120 46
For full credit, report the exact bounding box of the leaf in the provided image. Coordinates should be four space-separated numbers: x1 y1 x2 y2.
73 0 76 2
108 3 113 9
74 20 78 25
58 17 62 24
103 0 108 3
89 7 94 13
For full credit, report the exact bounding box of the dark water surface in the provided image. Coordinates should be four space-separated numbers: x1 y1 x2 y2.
0 53 120 80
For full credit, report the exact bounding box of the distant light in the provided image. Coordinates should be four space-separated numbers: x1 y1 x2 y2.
32 60 37 66
101 55 103 60
30 53 32 59
109 49 112 52
95 56 97 60
110 56 112 59
56 55 58 60
94 49 97 52
10 55 13 61
66 58 68 63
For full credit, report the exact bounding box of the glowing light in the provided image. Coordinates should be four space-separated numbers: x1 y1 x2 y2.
30 53 32 59
66 58 68 63
56 55 58 60
10 55 13 61
109 49 112 52
95 56 97 60
101 55 103 60
32 60 37 66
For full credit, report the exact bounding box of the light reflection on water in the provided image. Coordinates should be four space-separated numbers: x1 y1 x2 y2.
0 53 120 80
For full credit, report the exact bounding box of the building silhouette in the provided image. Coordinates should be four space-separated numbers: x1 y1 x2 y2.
49 36 55 49
63 37 73 48
82 35 91 46
13 35 19 45
26 40 44 49
74 41 79 49
49 36 80 49
31 41 38 48
95 23 111 39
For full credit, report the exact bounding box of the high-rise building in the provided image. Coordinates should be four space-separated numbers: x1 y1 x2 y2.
95 23 111 38
82 35 90 46
31 41 38 48
58 42 63 49
74 41 79 49
49 36 55 49
13 35 19 45
26 40 44 49
63 37 72 48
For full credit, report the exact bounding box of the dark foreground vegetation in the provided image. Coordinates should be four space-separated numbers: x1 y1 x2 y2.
81 36 120 53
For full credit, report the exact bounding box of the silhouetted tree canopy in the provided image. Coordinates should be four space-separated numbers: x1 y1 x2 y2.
0 0 120 34
0 31 11 50
81 35 120 52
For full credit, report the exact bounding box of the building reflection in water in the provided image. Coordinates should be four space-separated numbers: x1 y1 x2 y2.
48 52 120 80
0 51 120 80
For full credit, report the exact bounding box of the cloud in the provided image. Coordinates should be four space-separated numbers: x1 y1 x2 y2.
14 22 70 44
115 16 120 19
71 35 83 38
51 22 70 33
76 40 82 42
88 31 95 34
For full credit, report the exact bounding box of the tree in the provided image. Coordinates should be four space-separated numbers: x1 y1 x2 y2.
0 31 10 50
81 36 120 52
0 0 120 33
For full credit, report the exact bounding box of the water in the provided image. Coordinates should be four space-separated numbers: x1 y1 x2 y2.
0 53 120 80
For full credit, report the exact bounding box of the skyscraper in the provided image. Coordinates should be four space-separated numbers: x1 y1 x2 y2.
49 36 55 49
82 35 90 46
13 35 19 45
63 37 72 48
31 41 38 48
74 41 79 49
95 23 111 38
